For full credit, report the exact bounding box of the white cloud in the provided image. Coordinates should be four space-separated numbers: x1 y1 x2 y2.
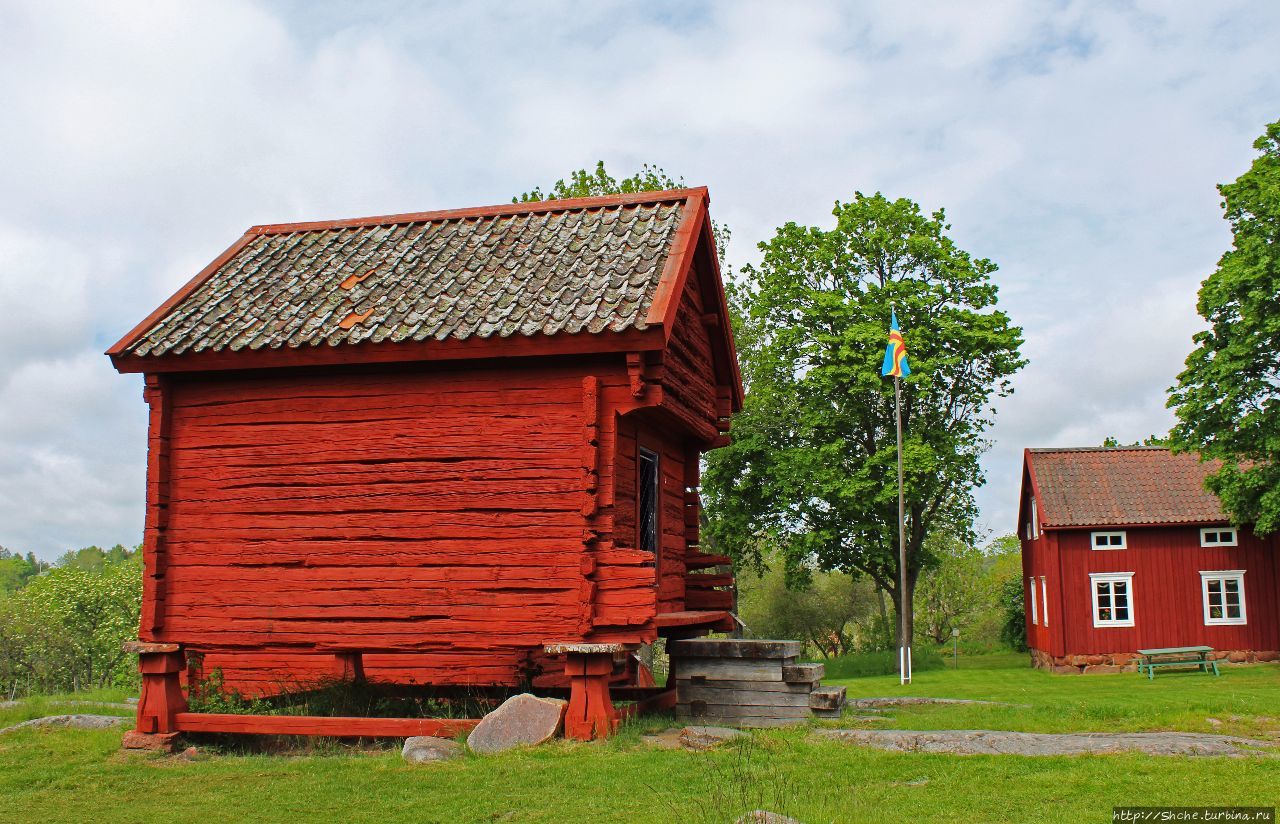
1 0 1278 557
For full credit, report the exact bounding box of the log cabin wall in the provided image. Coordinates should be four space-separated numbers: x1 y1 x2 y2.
149 358 637 693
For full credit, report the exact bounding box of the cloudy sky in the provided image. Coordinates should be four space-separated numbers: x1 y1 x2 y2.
1 1 1277 560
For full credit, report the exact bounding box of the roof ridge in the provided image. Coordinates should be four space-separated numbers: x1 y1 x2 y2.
247 187 707 237
1029 446 1172 453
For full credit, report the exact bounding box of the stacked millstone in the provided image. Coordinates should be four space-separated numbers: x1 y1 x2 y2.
670 639 846 727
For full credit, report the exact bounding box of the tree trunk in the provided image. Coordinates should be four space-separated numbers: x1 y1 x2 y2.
875 586 891 649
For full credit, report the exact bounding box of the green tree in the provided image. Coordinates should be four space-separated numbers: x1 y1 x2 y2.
736 558 873 658
0 551 142 695
703 193 1025 647
1169 119 1280 534
913 532 987 644
515 160 683 203
0 548 47 595
516 160 731 262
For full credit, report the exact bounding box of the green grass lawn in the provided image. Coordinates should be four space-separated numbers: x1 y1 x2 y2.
1 653 1276 824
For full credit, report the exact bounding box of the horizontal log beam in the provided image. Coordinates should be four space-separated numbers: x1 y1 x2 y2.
173 712 479 737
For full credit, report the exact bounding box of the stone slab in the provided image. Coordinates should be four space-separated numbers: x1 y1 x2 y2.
809 686 846 711
121 730 181 752
675 678 815 693
736 812 804 824
783 663 824 683
679 685 814 708
847 697 1017 709
815 729 1275 757
683 715 808 728
542 643 628 655
466 693 566 755
675 659 787 682
679 702 813 719
0 714 128 735
678 725 746 750
668 639 803 660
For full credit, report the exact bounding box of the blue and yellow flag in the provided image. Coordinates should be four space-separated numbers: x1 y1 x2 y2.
881 311 911 377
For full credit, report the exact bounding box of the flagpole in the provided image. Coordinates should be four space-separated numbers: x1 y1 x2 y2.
896 373 911 685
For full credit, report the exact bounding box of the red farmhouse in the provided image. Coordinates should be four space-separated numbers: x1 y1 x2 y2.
1019 447 1279 672
108 188 741 737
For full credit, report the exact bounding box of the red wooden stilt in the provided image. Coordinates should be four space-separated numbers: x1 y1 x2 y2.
547 643 626 740
126 641 187 736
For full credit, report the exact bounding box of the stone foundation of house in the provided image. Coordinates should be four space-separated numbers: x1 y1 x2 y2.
1030 648 1280 674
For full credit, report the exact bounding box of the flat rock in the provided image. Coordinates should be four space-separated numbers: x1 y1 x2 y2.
847 697 1020 709
735 812 804 824
0 714 128 735
640 728 684 749
121 730 181 752
814 729 1274 757
679 725 745 750
466 693 565 754
402 735 463 764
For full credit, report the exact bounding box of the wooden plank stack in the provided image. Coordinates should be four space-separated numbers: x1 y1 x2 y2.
670 639 847 727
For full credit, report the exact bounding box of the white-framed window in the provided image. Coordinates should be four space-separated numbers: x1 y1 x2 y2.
1200 571 1246 625
1200 527 1238 547
1091 531 1127 550
1028 497 1039 540
1040 577 1049 627
1029 576 1038 625
1089 572 1135 627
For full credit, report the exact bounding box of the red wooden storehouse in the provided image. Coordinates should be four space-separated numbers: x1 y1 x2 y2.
108 188 742 739
1019 447 1279 672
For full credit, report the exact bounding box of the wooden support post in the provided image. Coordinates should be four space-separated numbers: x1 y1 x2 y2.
546 643 626 740
564 652 616 740
125 641 187 735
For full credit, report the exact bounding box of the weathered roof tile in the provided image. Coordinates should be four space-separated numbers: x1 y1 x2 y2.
1028 447 1227 528
121 194 692 357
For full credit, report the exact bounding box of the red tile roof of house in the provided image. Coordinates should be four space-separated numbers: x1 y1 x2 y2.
1026 447 1227 528
108 188 708 358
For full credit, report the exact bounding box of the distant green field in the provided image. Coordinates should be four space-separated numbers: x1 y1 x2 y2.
1 653 1276 824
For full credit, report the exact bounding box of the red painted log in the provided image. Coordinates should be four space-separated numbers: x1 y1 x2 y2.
173 713 478 737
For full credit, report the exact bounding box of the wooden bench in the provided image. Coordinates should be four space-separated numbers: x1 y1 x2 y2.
1136 646 1219 679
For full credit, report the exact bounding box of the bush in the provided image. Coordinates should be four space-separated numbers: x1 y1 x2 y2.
0 548 141 697
999 574 1027 652
822 647 945 679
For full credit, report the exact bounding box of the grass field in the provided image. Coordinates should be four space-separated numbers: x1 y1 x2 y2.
1 652 1276 823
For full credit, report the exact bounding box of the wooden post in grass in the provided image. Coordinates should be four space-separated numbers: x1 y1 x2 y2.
547 643 624 740
125 641 187 737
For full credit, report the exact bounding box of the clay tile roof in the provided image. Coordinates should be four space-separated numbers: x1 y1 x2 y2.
114 189 703 358
1027 447 1227 528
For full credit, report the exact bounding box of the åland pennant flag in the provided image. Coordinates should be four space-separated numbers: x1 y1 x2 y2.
881 310 911 377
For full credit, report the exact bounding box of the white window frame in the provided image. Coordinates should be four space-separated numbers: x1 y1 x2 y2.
1089 572 1135 628
1199 570 1247 626
1090 531 1127 550
1200 527 1238 548
1040 576 1049 627
1029 576 1038 625
1029 498 1039 540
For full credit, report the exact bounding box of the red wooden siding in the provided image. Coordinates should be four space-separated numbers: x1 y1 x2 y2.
1024 523 1280 658
150 361 642 690
1054 526 1279 655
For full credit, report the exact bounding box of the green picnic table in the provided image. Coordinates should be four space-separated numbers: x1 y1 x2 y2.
1136 646 1219 679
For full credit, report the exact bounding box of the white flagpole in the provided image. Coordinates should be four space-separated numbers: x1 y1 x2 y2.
896 372 911 685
